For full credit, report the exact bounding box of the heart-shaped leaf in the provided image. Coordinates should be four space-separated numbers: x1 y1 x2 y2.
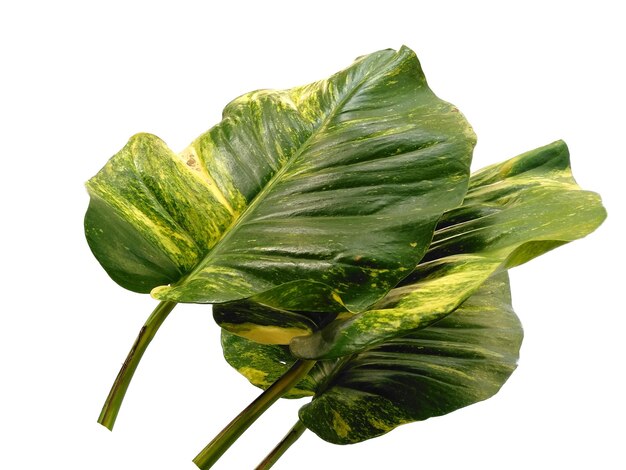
290 140 605 357
85 46 475 312
299 272 522 444
222 273 522 444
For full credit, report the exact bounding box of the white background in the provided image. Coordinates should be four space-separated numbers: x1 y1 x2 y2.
1 1 624 469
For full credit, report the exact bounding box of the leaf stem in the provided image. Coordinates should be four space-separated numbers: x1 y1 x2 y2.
98 300 177 430
193 359 315 470
255 420 307 470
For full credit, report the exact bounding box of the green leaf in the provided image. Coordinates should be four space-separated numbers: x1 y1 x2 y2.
221 274 522 443
221 329 318 399
299 273 522 444
291 140 606 358
85 46 475 312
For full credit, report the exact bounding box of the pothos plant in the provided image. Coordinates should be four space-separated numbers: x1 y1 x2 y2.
85 46 606 469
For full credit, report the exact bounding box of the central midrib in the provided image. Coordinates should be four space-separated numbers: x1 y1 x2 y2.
178 52 401 285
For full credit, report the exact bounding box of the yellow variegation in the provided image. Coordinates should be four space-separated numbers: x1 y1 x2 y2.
299 273 522 444
85 46 475 312
221 274 523 444
221 330 319 398
290 140 605 358
85 134 236 292
213 141 603 352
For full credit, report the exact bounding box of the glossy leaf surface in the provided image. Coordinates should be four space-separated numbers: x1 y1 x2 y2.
85 46 475 312
300 273 522 444
223 274 522 443
291 140 606 358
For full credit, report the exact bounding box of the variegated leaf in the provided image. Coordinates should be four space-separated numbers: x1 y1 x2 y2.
299 273 522 444
221 329 319 399
85 46 475 312
222 274 522 443
290 140 605 358
216 141 605 347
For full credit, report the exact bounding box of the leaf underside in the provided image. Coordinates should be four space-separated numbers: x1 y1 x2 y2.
85 46 475 312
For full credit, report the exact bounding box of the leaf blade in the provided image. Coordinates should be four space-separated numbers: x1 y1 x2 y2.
298 273 522 444
291 140 605 358
85 47 475 311
220 274 523 443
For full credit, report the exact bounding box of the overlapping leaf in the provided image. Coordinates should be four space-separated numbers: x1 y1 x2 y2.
289 140 606 358
85 46 475 312
215 140 604 348
223 273 522 444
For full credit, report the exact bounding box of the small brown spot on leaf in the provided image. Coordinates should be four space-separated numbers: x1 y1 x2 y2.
187 157 196 166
